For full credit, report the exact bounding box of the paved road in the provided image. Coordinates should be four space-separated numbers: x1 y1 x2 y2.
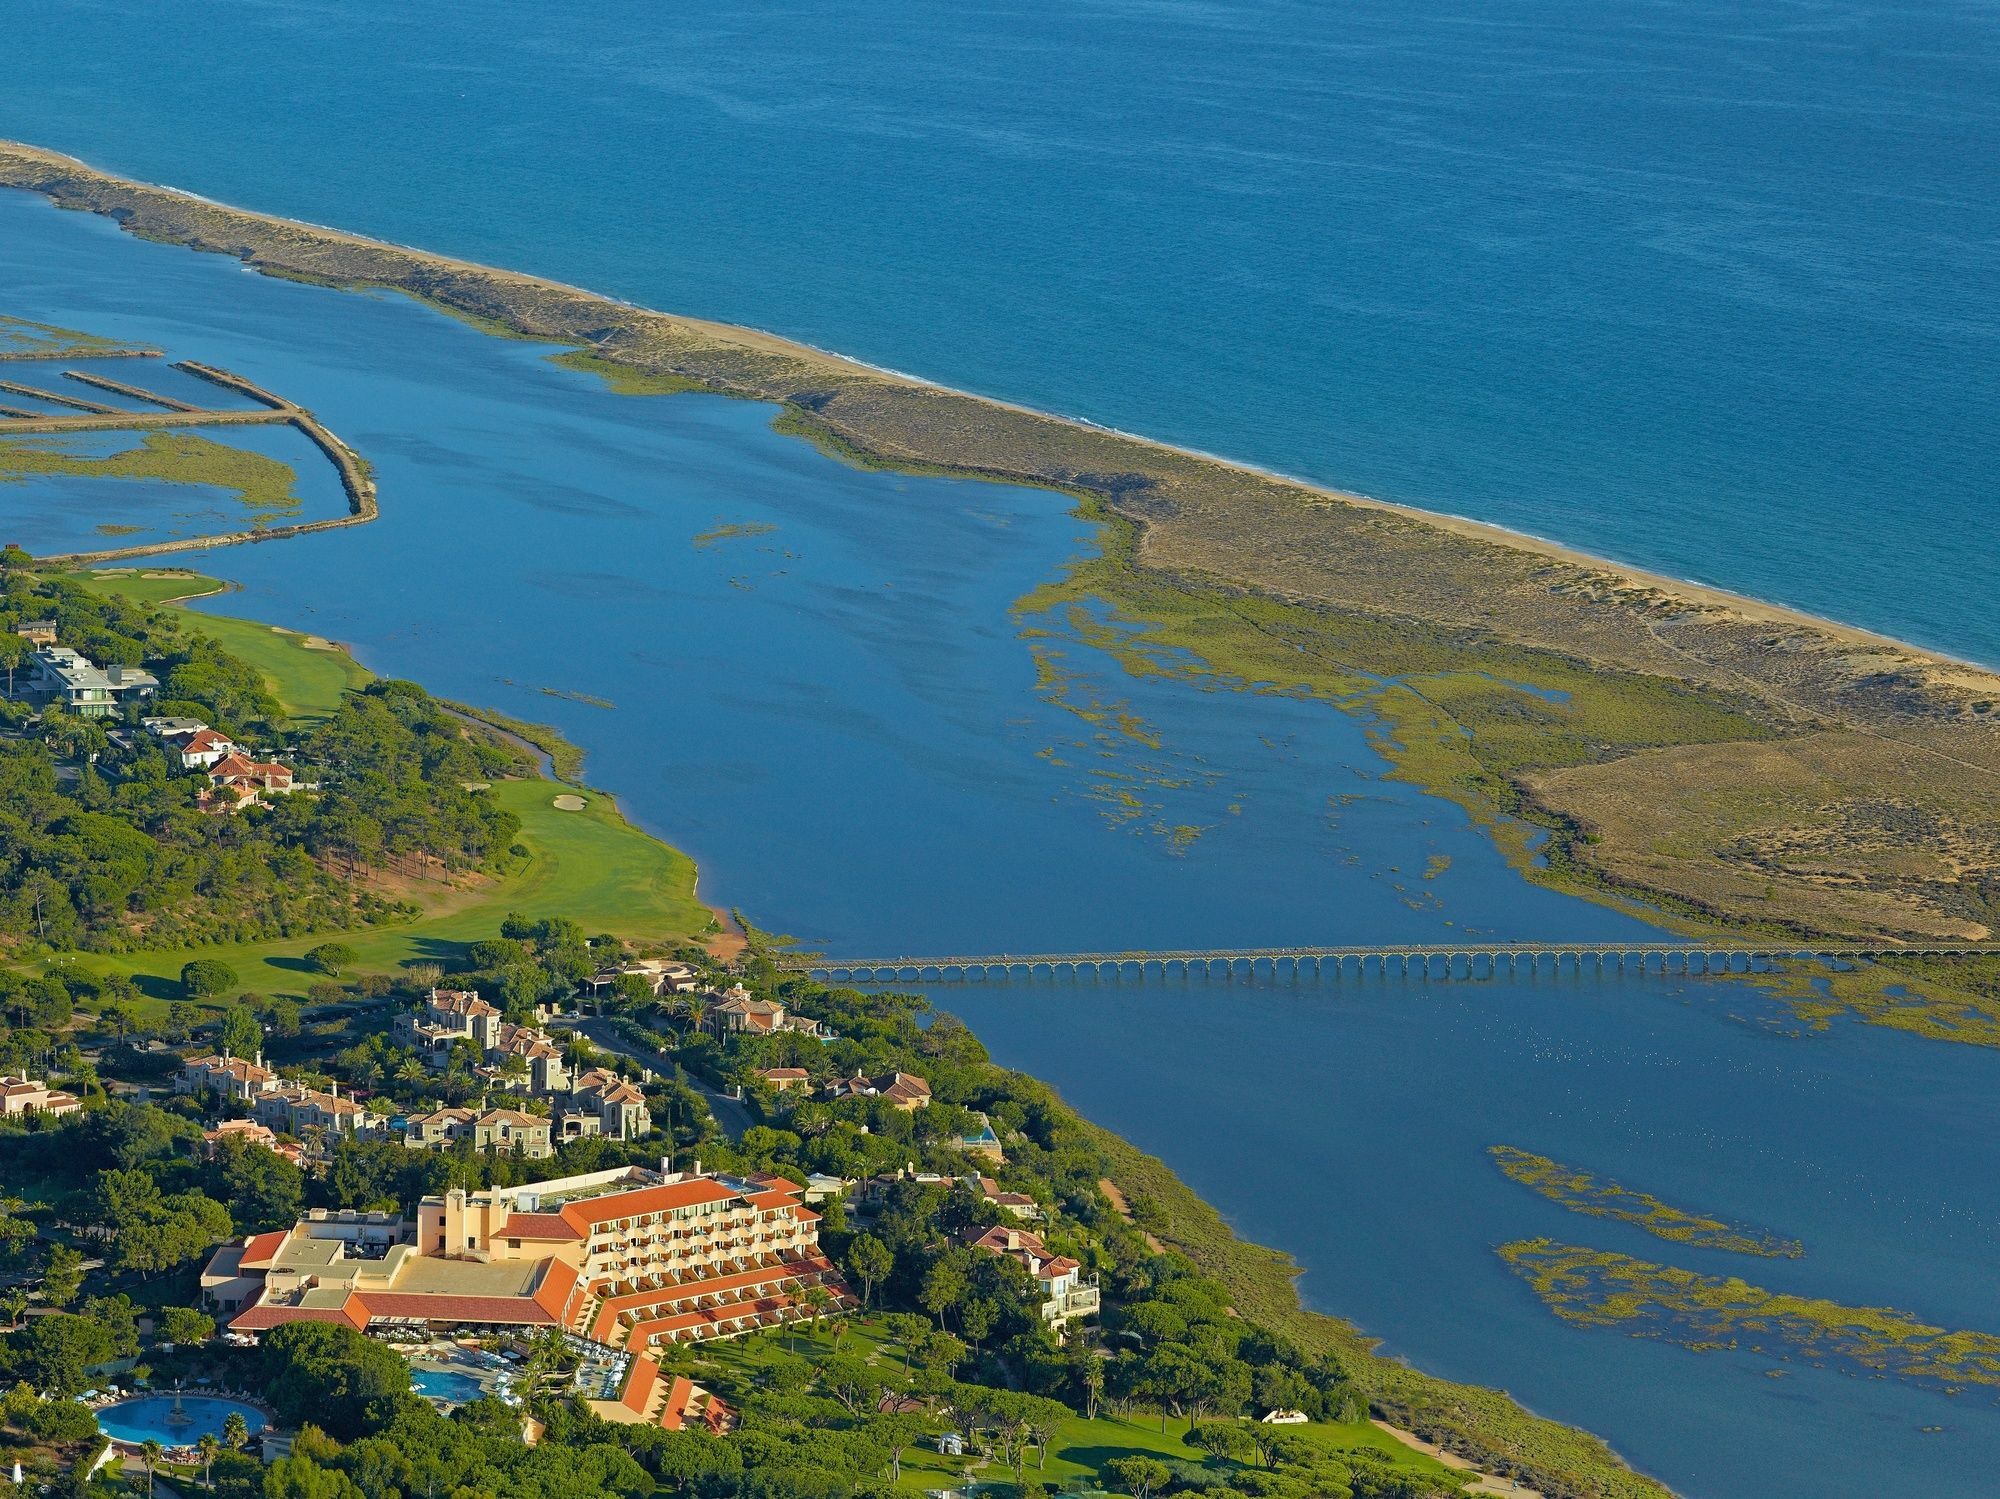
573 1017 751 1141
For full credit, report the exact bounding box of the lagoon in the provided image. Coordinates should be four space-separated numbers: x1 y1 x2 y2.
4 191 1997 1497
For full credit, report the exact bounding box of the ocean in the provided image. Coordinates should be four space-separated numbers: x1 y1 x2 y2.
4 0 1997 661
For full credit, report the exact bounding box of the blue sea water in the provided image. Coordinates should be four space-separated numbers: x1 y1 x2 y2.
3 4 1997 1495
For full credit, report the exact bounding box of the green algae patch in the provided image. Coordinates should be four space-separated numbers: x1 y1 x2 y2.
0 312 134 355
550 347 714 396
1748 955 2000 1049
1498 1239 2000 1392
0 430 304 521
1490 1146 1803 1257
692 520 778 548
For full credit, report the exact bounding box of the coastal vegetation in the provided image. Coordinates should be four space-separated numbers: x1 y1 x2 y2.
0 554 1657 1497
0 141 1988 1499
3 568 709 1002
0 571 523 957
693 521 778 548
0 431 305 522
1496 1240 2000 1394
1750 953 2000 1049
1088 1129 1666 1499
0 919 1485 1499
1487 1146 1804 1257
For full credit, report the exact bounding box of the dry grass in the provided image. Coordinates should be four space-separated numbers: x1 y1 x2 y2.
1527 731 2000 940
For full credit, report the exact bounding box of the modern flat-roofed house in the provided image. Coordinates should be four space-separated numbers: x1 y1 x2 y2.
205 1167 850 1348
963 1225 1099 1329
0 1075 80 1118
27 646 157 716
142 715 208 739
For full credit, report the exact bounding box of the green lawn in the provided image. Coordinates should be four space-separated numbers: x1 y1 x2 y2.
78 568 372 722
68 778 708 1006
682 1319 1458 1495
51 569 709 1005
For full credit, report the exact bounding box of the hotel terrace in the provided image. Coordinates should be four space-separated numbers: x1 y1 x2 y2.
202 1166 851 1351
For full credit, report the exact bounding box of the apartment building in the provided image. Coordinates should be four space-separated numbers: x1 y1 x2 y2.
204 1167 850 1348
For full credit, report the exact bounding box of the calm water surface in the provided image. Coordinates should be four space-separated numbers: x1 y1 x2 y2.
2 124 1996 1499
5 0 1997 663
97 1395 267 1447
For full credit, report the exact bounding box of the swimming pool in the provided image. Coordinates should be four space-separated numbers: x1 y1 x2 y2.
97 1395 267 1447
410 1367 485 1406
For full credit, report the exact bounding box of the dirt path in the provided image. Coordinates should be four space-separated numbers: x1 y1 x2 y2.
1371 1420 1547 1498
1098 1177 1165 1252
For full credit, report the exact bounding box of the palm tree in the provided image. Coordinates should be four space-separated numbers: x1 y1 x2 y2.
196 1434 219 1490
0 1289 28 1330
222 1410 249 1454
139 1438 163 1495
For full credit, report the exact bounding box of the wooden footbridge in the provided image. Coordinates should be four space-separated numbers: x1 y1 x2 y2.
781 940 1995 984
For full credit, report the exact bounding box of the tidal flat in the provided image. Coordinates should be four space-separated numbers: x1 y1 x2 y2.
1487 1146 1804 1258
1497 1240 2000 1394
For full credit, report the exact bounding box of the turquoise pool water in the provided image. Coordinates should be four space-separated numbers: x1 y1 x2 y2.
410 1367 485 1406
97 1395 267 1447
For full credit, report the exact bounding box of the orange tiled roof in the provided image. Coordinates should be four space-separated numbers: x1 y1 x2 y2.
620 1354 663 1417
556 1177 738 1231
239 1230 289 1270
657 1375 697 1430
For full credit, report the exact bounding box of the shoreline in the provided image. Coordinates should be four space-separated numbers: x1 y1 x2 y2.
0 137 1979 681
47 562 1674 1496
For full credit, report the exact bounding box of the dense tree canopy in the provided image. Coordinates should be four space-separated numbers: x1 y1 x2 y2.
0 574 527 953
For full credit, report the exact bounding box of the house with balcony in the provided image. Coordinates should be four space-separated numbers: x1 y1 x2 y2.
177 1051 278 1105
963 1225 1099 1329
26 645 156 716
403 1106 554 1160
204 1166 850 1346
566 1068 652 1141
252 1080 379 1138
